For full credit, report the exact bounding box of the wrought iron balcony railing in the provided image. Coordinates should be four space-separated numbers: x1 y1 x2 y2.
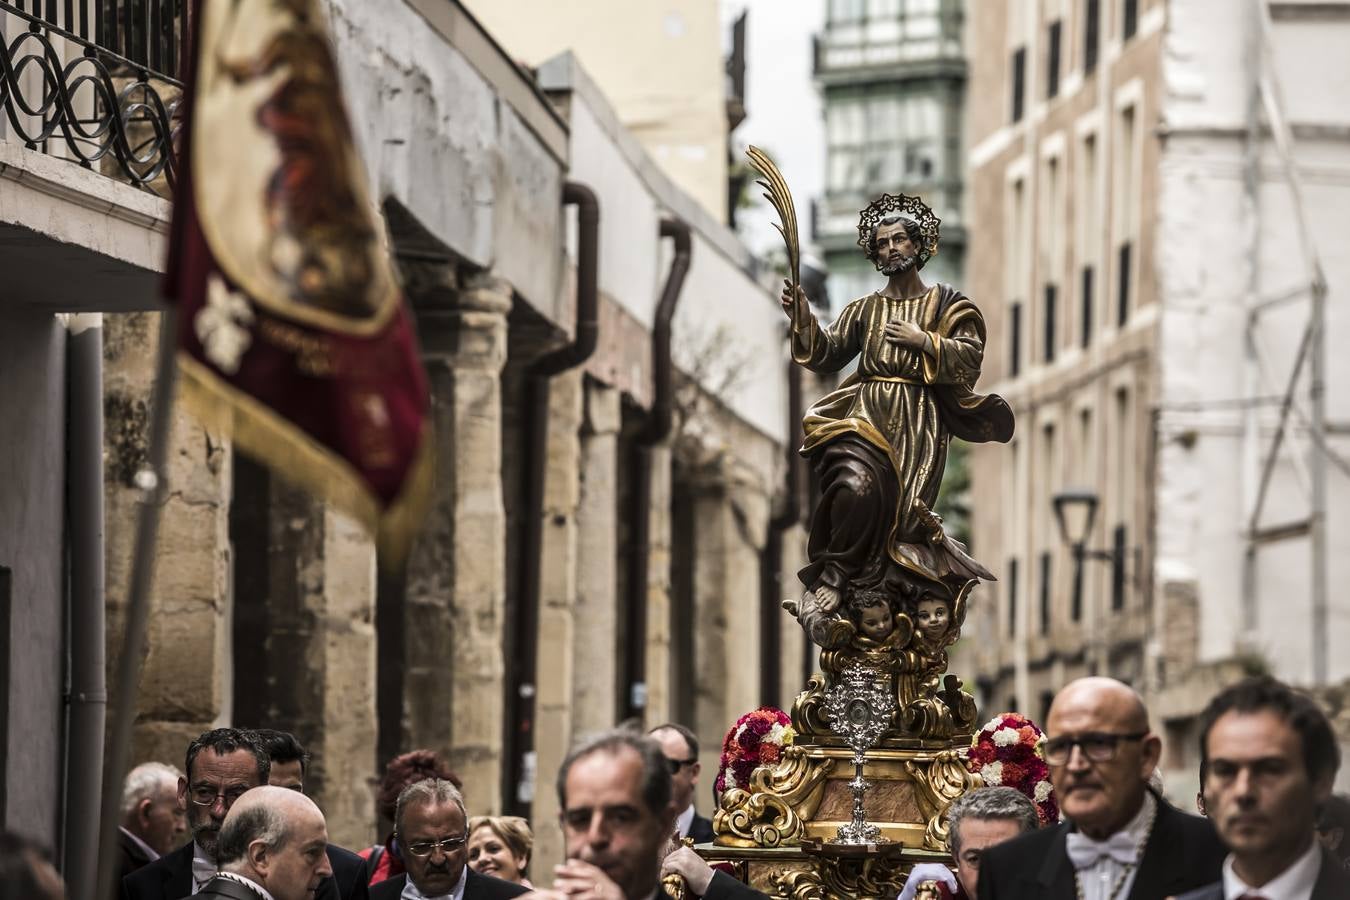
0 0 182 192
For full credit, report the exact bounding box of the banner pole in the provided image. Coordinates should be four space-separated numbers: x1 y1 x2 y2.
92 307 179 900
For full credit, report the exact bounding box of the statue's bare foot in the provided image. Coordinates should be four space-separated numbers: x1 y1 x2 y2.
814 584 841 613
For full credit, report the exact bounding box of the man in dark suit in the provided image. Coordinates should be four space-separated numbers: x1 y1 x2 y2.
191 786 332 900
119 762 188 883
978 677 1226 900
253 728 369 900
1176 676 1349 900
521 729 768 900
124 728 273 900
650 724 715 844
122 728 362 900
369 777 527 900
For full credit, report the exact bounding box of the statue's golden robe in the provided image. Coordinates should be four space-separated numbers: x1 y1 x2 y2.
790 284 1012 591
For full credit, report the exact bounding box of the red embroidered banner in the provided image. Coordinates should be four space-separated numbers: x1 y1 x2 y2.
167 0 432 563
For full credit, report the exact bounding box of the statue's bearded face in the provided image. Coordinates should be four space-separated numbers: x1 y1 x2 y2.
873 220 920 275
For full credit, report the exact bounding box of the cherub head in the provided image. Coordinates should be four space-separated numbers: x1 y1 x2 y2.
848 590 895 643
915 596 951 642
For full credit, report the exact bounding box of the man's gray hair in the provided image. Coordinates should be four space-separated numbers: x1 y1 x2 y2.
121 762 182 817
556 729 672 816
395 778 466 835
947 786 1040 855
215 804 288 866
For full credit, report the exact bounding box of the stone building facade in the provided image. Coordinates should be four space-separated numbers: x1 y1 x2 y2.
956 0 1350 797
0 0 807 882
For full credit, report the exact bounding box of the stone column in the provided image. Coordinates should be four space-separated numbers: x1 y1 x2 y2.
572 379 621 737
103 312 233 766
530 367 584 878
689 464 768 794
404 269 512 808
642 443 675 727
777 524 809 708
232 470 377 850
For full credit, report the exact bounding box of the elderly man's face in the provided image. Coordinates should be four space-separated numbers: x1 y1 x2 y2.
561 748 675 900
401 800 469 896
179 749 264 860
257 806 332 900
1205 709 1331 877
137 779 188 856
1044 679 1160 839
952 817 1024 897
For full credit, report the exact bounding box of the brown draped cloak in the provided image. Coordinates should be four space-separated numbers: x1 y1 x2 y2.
790 283 1014 595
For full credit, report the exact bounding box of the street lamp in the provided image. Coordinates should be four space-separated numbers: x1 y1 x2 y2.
1052 489 1105 622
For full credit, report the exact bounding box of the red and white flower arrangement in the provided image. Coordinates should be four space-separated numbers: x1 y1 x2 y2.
714 706 795 795
966 712 1059 825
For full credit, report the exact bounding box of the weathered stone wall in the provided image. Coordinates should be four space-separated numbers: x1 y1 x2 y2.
104 312 233 769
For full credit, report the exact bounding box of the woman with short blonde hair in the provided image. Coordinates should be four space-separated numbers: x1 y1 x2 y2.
467 815 534 886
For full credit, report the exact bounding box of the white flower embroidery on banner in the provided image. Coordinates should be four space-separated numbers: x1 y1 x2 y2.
196 275 256 375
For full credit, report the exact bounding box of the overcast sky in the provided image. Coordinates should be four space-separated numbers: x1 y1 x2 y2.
721 0 826 265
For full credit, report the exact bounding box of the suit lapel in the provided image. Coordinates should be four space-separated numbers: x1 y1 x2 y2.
1313 848 1350 899
1127 800 1184 900
1036 823 1077 899
165 842 196 899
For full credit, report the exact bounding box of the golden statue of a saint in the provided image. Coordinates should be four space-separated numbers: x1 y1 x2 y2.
780 194 1013 645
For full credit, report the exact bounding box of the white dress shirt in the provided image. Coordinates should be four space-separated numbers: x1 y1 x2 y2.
216 872 275 900
1221 839 1323 900
1071 791 1157 900
675 804 696 839
192 843 218 894
401 866 467 900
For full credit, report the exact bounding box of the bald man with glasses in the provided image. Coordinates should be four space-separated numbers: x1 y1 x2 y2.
977 678 1226 900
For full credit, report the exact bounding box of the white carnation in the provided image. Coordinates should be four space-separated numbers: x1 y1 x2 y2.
768 723 785 744
993 727 1020 747
982 762 1003 785
1034 780 1053 802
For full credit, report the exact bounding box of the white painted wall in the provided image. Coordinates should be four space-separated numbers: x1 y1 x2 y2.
1156 0 1350 685
323 0 567 320
539 54 788 445
0 313 66 846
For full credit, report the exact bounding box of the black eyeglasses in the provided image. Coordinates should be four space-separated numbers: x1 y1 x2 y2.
665 757 698 774
188 785 251 808
1043 732 1148 766
401 834 468 857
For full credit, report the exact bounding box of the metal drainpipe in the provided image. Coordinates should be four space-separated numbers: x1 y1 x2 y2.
504 182 599 816
620 217 691 722
761 361 803 706
64 314 106 900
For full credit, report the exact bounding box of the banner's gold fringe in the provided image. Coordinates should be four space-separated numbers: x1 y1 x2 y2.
178 354 434 570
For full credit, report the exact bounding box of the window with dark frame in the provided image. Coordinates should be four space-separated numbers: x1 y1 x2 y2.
1084 0 1101 73
1043 283 1058 363
1124 0 1139 40
1011 47 1027 122
1081 264 1095 347
1046 20 1062 99
1117 241 1132 326
1010 301 1023 377
1039 550 1052 634
1111 523 1128 610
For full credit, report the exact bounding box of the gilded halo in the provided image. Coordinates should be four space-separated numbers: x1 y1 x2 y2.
856 193 941 267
